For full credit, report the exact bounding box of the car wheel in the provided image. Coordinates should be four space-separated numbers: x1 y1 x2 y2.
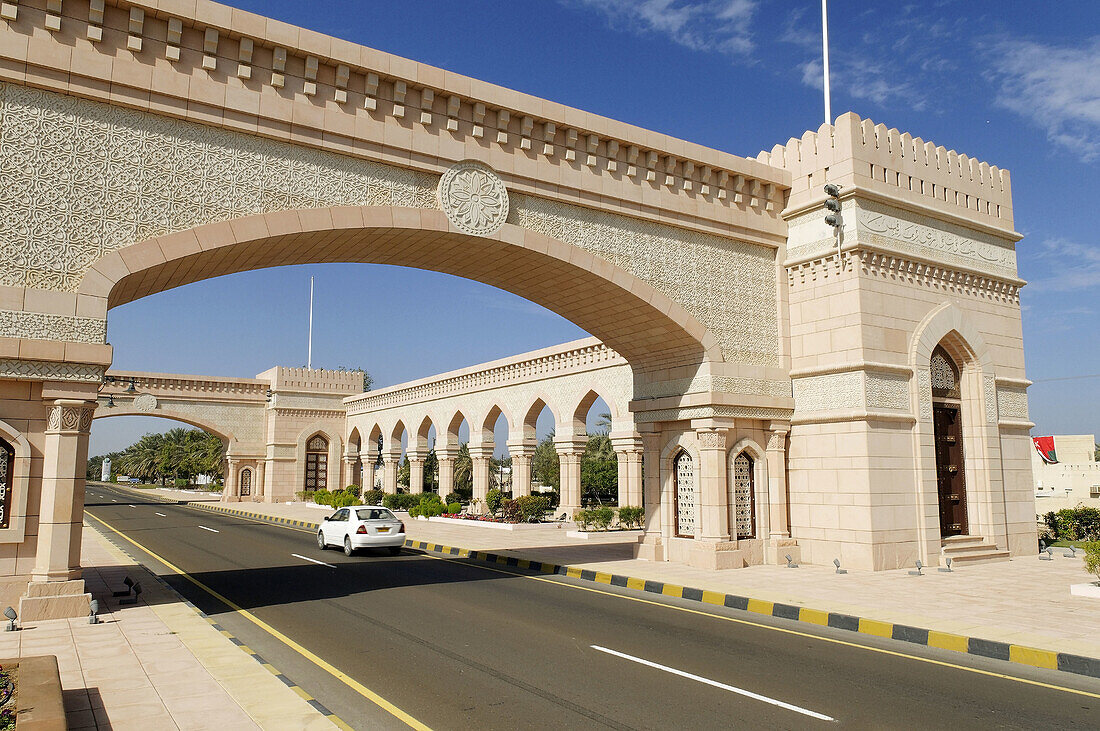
344 536 354 557
317 531 326 550
388 545 401 556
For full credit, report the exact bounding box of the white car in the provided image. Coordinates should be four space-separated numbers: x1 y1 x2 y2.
317 505 406 556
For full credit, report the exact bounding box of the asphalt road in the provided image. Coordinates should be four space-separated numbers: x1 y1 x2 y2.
84 484 1099 729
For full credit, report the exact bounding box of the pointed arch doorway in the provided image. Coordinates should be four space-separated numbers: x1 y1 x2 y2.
931 345 967 537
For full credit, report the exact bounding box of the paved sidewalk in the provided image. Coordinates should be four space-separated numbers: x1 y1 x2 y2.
163 490 1100 666
0 521 340 730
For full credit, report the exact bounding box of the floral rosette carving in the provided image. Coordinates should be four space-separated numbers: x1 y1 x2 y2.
437 161 509 236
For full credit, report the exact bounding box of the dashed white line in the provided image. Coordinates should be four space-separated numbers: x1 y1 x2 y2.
198 525 219 533
292 553 337 569
590 645 836 722
154 512 166 517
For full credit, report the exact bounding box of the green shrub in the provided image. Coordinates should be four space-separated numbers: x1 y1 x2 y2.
446 502 462 514
500 499 522 523
363 488 384 506
418 492 443 505
516 495 550 523
486 488 504 516
574 509 592 531
1045 507 1100 541
618 506 644 529
174 478 188 488
1084 542 1100 582
445 492 463 505
409 504 422 518
294 491 309 502
592 506 615 531
421 501 444 518
344 484 361 498
382 493 426 511
312 489 332 506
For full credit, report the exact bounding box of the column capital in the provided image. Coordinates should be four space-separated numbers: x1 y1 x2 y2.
610 433 644 453
468 443 495 460
406 449 427 463
553 437 586 456
505 439 536 458
45 399 96 434
435 446 460 461
767 420 791 436
766 430 788 451
696 427 728 450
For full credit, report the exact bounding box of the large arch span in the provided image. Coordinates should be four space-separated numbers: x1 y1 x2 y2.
79 206 721 376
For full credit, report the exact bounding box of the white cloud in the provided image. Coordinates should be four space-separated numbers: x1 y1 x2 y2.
983 37 1100 162
1024 237 1100 292
566 0 757 56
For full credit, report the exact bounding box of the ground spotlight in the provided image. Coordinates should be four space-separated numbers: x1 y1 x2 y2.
833 558 847 574
785 554 799 568
3 607 16 631
908 560 923 576
89 599 100 624
937 557 953 573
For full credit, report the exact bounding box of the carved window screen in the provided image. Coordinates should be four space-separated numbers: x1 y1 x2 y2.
0 438 11 530
674 451 697 538
931 346 961 400
305 435 329 492
239 468 251 497
731 452 755 539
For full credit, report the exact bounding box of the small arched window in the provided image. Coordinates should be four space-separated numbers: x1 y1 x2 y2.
674 450 696 538
239 468 252 497
305 435 329 492
730 451 756 539
0 438 13 530
931 345 961 400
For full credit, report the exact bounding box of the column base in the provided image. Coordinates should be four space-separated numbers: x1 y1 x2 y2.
633 533 665 562
19 580 92 621
669 538 746 570
764 537 801 566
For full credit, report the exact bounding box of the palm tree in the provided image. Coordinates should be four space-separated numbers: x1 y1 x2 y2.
453 443 472 492
595 412 612 433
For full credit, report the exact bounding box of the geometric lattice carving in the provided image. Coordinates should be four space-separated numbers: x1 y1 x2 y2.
792 372 862 413
983 375 997 424
865 372 911 411
0 437 11 530
731 451 755 539
307 435 329 452
674 450 696 538
996 387 1029 421
930 346 960 399
0 358 104 382
239 468 252 497
0 309 107 343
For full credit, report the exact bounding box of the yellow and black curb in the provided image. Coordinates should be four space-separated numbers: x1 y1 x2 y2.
89 520 353 731
188 502 1100 682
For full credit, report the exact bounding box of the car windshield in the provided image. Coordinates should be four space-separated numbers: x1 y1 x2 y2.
356 508 396 521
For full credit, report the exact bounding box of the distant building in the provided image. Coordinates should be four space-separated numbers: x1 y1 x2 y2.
1033 434 1100 512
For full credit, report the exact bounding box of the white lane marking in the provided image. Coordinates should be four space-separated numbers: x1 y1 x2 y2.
292 553 337 569
128 505 136 508
112 499 118 502
155 512 166 517
590 645 835 722
198 525 219 533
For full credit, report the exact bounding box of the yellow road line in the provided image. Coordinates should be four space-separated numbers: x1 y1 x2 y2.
86 512 432 730
415 552 1100 701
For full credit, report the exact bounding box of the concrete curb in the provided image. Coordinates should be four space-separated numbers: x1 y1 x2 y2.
84 518 352 731
187 502 1100 681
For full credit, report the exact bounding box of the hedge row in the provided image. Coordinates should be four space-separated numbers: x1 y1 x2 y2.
1042 507 1100 542
573 505 644 531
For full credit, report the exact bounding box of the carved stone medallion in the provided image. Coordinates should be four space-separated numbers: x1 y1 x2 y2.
437 161 509 236
133 393 158 413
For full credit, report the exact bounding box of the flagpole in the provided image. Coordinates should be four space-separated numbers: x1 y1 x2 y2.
307 276 314 369
822 0 832 126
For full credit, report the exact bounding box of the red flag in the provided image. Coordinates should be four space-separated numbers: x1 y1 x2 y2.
1032 436 1058 464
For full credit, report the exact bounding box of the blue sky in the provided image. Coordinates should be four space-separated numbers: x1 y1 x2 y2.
90 0 1100 455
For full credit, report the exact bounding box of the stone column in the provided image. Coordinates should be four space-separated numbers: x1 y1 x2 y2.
634 431 665 561
226 458 240 501
696 428 731 542
363 458 377 492
555 437 585 518
345 453 361 488
468 443 494 512
766 425 791 539
34 399 96 583
256 460 266 501
436 446 457 500
382 450 401 494
407 450 425 494
506 439 535 497
611 435 644 507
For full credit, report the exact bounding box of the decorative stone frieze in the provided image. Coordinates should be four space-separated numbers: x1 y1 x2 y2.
132 393 157 412
634 406 793 424
996 386 1029 421
0 310 107 343
792 369 911 415
983 375 998 424
0 359 104 382
697 430 727 449
916 368 933 421
634 375 791 400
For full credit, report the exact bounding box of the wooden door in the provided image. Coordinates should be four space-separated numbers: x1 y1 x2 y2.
933 405 967 536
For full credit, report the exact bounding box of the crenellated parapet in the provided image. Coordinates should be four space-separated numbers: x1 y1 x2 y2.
758 112 1015 237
